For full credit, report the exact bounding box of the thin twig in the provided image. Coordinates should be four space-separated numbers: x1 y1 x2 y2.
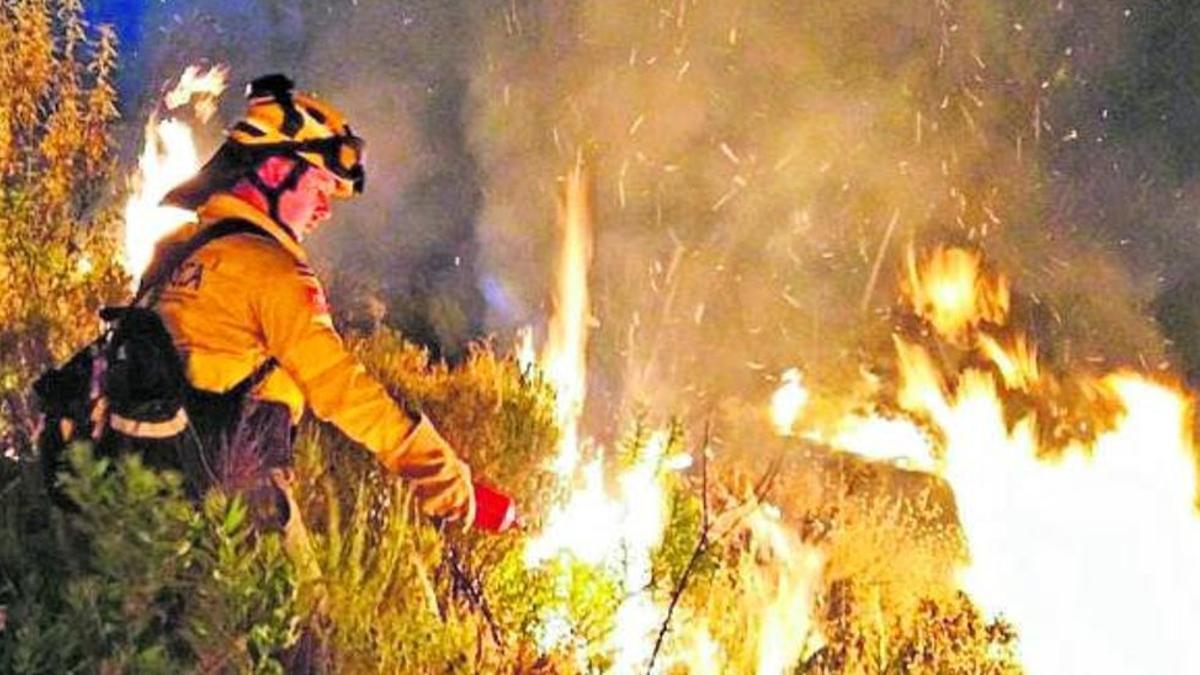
646 421 712 673
446 543 505 648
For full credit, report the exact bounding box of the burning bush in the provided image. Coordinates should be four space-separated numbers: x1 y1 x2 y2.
0 328 1027 673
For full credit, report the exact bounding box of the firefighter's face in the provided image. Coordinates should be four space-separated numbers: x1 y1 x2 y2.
278 164 338 239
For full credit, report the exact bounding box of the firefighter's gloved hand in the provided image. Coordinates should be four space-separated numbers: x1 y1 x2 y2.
378 413 476 527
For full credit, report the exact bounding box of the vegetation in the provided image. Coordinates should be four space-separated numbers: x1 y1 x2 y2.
0 0 128 455
0 445 295 673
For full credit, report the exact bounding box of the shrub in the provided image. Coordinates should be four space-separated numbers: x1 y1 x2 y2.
0 0 128 455
0 445 296 673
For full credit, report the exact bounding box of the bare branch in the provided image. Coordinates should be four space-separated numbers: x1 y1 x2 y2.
445 543 505 649
646 420 713 673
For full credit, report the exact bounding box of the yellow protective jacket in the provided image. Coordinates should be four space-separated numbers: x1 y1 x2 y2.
144 192 473 522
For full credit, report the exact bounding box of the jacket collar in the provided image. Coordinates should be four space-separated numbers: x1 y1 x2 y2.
195 192 309 264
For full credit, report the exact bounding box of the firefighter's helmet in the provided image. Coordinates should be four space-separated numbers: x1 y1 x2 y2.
163 74 365 211
230 74 365 197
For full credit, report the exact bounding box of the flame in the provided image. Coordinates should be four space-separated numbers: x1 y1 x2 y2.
770 368 809 436
787 245 1200 673
941 371 1200 674
903 245 1009 342
541 156 593 475
674 623 723 675
824 413 937 472
747 505 824 675
122 65 228 283
515 325 537 374
882 338 1200 673
525 433 676 665
525 456 616 567
524 158 682 671
162 64 228 122
665 504 824 675
978 333 1040 391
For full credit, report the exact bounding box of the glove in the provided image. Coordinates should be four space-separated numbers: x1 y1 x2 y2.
377 412 476 526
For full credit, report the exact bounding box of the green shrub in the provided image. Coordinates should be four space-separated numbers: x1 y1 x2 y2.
0 445 296 673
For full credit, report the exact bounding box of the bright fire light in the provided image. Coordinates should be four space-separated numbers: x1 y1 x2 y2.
515 324 537 374
522 159 685 672
122 64 228 283
770 367 809 436
823 413 937 472
939 369 1200 674
788 245 1200 674
541 155 593 476
746 505 824 675
903 245 1009 342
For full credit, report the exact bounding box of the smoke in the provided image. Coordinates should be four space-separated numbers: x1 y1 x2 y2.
111 0 1198 414
122 0 485 356
465 0 1177 432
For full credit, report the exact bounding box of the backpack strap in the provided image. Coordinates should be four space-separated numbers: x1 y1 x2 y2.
134 218 271 308
230 354 279 398
132 217 280 394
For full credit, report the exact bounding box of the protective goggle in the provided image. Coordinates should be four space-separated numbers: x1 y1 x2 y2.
294 133 366 194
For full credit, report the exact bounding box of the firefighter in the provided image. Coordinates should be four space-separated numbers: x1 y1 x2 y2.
139 74 475 535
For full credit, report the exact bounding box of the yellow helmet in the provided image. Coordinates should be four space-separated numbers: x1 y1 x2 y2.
229 74 366 197
163 74 366 211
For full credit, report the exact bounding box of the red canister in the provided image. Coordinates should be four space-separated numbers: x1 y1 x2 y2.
472 481 517 533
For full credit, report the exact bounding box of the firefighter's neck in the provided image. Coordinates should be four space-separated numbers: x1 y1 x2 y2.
229 180 302 242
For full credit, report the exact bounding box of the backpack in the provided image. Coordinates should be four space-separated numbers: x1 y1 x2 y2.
33 218 274 502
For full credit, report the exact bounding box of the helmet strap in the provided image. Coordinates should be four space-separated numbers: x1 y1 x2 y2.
246 155 309 239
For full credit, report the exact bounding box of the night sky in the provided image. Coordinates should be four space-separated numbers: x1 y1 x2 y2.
84 0 145 100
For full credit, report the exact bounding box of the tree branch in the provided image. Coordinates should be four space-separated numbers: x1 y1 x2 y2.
445 543 505 648
646 420 712 673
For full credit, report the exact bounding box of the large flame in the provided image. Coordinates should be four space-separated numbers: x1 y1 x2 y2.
523 159 688 671
541 154 594 476
122 65 228 283
775 244 1200 673
941 369 1200 674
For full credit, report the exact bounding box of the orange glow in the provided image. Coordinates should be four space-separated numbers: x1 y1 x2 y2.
903 245 1009 342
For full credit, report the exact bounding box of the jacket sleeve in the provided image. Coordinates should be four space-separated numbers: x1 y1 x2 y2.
253 261 474 523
